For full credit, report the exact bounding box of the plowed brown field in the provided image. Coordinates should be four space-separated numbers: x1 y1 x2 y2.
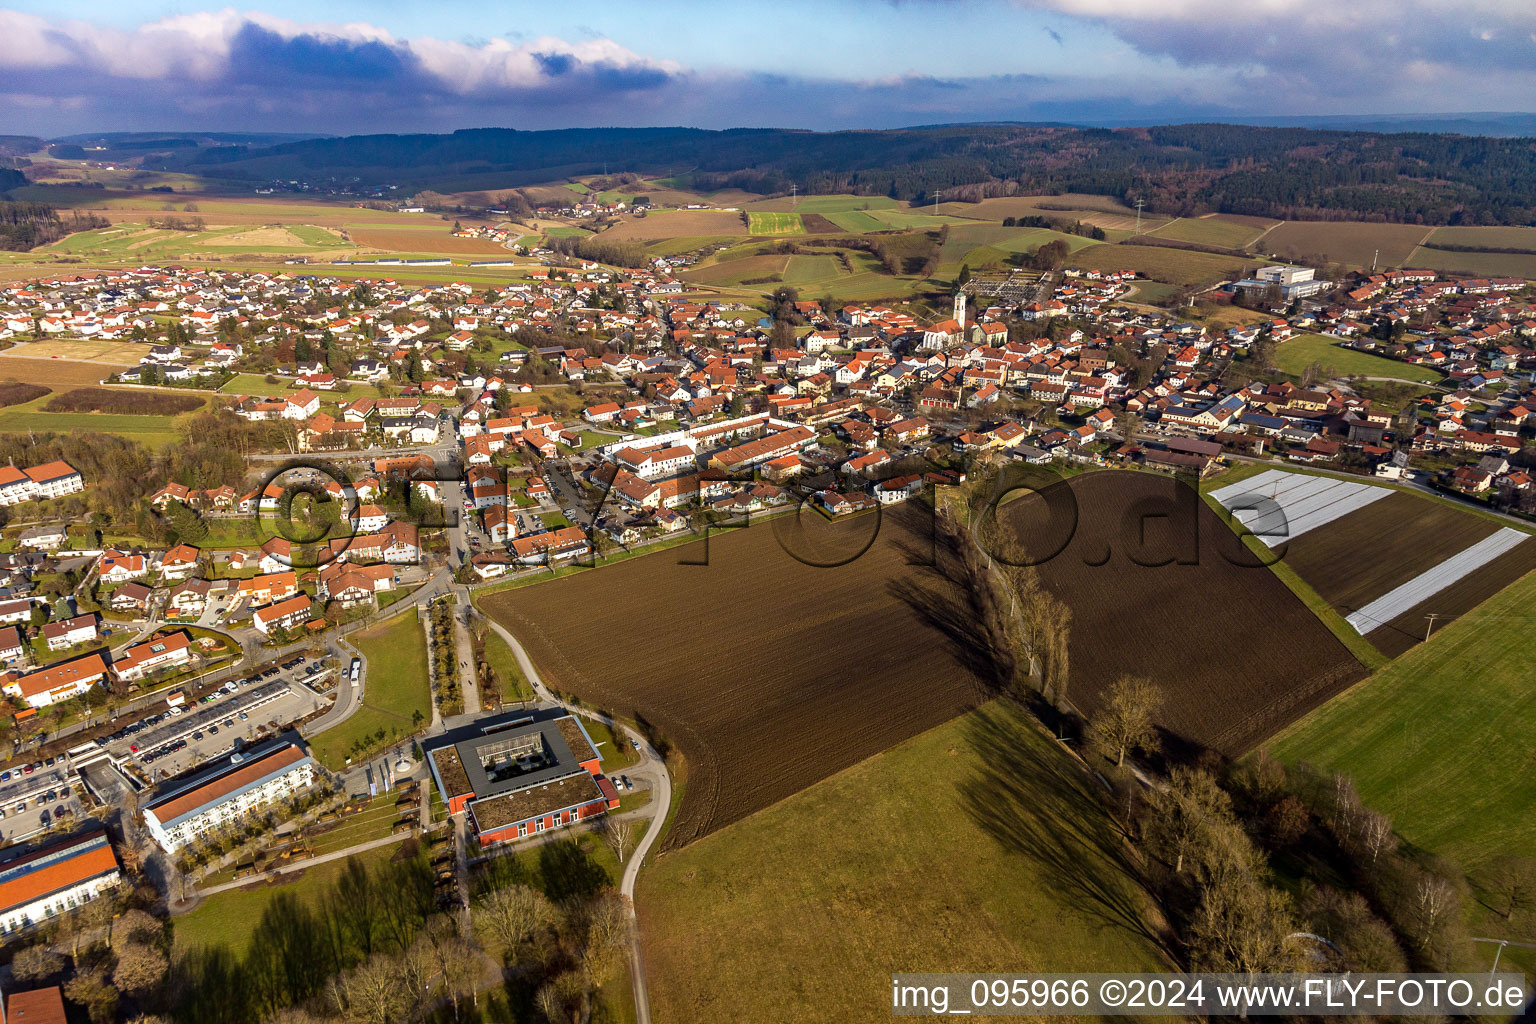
996 470 1367 756
485 470 1366 846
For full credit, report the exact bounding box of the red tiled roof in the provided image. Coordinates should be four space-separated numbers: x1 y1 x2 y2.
147 745 308 825
0 835 117 918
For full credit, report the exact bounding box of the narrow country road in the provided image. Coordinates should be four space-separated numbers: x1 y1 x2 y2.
477 613 670 1024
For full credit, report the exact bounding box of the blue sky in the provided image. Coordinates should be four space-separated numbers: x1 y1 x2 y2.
4 1 1535 135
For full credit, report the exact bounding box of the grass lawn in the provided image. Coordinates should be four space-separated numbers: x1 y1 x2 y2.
480 629 536 704
173 843 399 957
579 714 637 774
1269 569 1536 872
200 516 274 548
310 610 431 769
305 800 412 857
1274 335 1443 384
638 700 1171 1024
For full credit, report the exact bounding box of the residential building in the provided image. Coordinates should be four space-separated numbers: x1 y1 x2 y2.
0 651 110 708
142 742 318 853
0 830 120 935
113 630 193 683
252 594 313 634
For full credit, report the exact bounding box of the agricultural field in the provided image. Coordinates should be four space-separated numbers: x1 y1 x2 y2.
43 387 205 415
346 226 509 255
40 221 357 261
600 210 750 241
1399 246 1536 280
1273 334 1444 383
936 194 1167 234
1269 567 1536 875
480 505 992 848
0 390 190 446
0 339 149 365
1283 491 1500 614
640 701 1171 1024
1149 214 1278 250
1263 221 1431 269
998 470 1368 755
1422 225 1536 250
309 610 432 770
746 212 806 235
1069 243 1260 288
1212 469 1536 659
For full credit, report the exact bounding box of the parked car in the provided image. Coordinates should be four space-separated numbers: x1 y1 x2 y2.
38 810 49 827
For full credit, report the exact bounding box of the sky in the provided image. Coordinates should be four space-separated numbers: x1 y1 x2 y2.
3 1 1536 137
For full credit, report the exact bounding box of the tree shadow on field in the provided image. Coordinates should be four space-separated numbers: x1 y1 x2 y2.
887 516 1012 699
958 704 1178 960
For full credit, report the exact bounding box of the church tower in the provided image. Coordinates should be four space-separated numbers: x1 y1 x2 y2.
953 292 966 331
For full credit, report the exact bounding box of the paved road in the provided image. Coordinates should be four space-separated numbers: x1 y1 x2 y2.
477 614 669 1024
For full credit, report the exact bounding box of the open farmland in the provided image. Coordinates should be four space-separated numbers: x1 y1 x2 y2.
1270 567 1536 872
1069 243 1260 287
600 210 750 241
1273 334 1444 383
640 701 1171 1024
1213 469 1536 658
1423 225 1536 250
346 227 510 254
997 470 1367 755
1263 221 1431 269
0 356 130 388
1400 246 1536 280
480 506 994 848
1150 214 1278 249
746 211 806 235
1283 491 1499 614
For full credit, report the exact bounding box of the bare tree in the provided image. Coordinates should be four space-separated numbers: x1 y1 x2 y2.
602 815 635 864
535 970 586 1024
1356 809 1397 864
1324 773 1364 848
11 944 65 984
1188 872 1302 974
112 942 170 1000
472 884 555 962
337 956 407 1024
1094 675 1164 766
1413 874 1456 951
1141 767 1233 876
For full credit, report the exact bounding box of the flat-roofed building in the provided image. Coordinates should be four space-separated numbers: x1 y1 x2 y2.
0 829 120 935
142 742 318 853
424 713 618 849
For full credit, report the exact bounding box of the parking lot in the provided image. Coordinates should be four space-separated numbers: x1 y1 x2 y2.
100 654 336 784
0 757 83 842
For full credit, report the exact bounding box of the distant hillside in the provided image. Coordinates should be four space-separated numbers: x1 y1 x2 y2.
155 122 1536 225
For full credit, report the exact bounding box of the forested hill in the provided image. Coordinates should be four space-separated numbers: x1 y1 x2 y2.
160 122 1536 225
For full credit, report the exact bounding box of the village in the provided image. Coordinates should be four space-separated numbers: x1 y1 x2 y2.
0 239 1531 1017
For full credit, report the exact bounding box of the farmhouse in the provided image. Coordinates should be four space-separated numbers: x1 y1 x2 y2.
142 742 318 854
0 829 120 936
423 713 618 849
